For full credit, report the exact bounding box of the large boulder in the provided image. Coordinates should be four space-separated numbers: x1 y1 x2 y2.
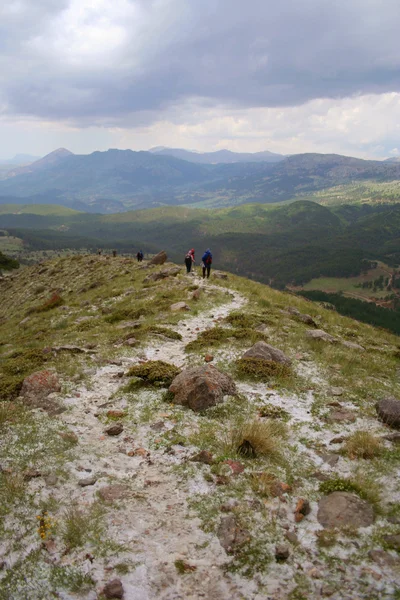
287 307 317 327
306 329 337 343
317 492 374 529
148 251 167 265
144 266 181 282
169 364 236 411
242 341 291 366
376 397 400 429
21 370 61 400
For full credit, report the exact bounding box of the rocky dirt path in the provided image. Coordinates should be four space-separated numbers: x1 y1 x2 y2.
58 279 250 600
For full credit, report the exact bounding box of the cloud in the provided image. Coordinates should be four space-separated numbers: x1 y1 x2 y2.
1 0 400 126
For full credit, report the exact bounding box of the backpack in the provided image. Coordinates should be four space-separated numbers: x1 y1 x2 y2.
204 252 212 265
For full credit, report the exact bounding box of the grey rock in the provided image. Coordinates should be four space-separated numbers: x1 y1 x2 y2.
306 329 337 343
242 341 291 365
342 340 365 351
21 370 61 400
169 364 236 411
287 308 317 326
52 344 92 354
212 271 228 280
382 534 400 551
329 435 346 444
285 531 298 544
124 337 138 347
98 484 130 503
190 450 214 465
327 409 356 423
170 301 190 312
78 475 97 487
44 474 58 486
103 578 124 599
144 266 181 282
376 397 400 429
275 544 290 560
297 313 317 326
383 432 400 443
330 387 344 396
116 320 141 329
317 492 374 529
320 584 335 597
368 549 400 566
148 250 167 265
217 515 250 554
104 423 124 436
317 452 340 467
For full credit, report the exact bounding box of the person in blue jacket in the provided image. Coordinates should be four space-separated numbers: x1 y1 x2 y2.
201 249 212 279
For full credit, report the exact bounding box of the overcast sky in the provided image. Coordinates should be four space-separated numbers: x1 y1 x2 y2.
1 0 400 160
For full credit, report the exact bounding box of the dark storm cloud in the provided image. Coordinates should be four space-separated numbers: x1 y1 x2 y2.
1 0 400 125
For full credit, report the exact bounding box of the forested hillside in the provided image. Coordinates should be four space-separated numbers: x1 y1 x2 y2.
1 200 399 289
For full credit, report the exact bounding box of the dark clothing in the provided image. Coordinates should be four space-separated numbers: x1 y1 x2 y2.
202 264 211 279
136 251 143 262
201 249 212 278
185 256 192 273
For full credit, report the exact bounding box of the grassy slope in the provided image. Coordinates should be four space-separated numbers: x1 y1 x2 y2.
0 204 82 216
1 256 400 598
1 200 400 290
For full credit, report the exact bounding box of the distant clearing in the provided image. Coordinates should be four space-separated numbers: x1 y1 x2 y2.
299 261 396 301
0 204 82 216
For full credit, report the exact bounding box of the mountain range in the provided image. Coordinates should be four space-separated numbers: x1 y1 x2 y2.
1 148 400 212
148 146 285 163
0 153 41 166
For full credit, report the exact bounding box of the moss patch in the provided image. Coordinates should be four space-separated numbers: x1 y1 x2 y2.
236 357 291 381
258 404 290 421
319 476 380 506
185 326 265 352
0 349 47 401
126 360 180 388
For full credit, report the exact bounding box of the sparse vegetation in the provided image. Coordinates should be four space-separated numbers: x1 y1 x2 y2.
344 431 382 459
258 404 290 421
236 357 291 381
226 419 287 460
126 360 180 388
319 475 381 506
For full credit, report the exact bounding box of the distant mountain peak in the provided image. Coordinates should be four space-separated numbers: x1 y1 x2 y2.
149 147 284 164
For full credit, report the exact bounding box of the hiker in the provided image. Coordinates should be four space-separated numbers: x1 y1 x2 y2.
184 248 195 273
201 248 212 279
97 249 102 256
112 250 117 257
136 250 143 262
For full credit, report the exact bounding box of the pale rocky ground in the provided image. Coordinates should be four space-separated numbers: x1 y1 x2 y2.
0 258 400 599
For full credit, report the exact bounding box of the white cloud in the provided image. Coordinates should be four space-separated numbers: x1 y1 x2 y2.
1 1 400 158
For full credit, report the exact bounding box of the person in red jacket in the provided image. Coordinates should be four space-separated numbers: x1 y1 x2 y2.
184 248 195 273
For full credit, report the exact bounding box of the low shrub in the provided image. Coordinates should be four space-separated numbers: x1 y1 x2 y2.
259 404 290 421
29 293 64 314
227 419 287 460
236 358 291 381
126 360 180 388
345 431 382 459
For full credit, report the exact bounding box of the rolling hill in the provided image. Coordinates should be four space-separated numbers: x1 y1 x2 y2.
149 147 285 163
1 149 400 212
1 199 399 289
